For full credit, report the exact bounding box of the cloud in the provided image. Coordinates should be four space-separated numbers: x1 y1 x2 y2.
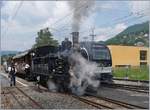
1 1 71 51
2 1 70 31
129 1 150 16
42 1 71 28
95 23 127 41
115 23 127 33
0 0 6 8
94 2 114 11
1 1 135 51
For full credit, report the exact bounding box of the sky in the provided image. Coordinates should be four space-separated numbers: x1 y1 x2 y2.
1 0 149 51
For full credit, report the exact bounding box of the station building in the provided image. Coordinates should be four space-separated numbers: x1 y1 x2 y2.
108 45 149 67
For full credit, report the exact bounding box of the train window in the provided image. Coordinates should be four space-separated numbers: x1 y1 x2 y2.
140 50 147 60
92 47 111 60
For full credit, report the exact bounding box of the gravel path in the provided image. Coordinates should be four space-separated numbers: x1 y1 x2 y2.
21 87 96 109
1 86 96 109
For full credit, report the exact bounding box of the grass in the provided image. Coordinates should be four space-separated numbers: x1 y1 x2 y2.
113 66 149 80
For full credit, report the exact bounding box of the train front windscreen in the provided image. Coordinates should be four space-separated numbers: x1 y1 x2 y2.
92 45 112 66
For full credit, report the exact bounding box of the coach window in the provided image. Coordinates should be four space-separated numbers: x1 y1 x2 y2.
140 50 147 60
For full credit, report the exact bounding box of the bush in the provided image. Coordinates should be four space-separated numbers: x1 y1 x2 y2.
113 66 149 80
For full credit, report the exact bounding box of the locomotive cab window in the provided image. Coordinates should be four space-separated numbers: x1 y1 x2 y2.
140 50 147 60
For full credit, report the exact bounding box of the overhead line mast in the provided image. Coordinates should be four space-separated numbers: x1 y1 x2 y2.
81 11 147 40
90 27 96 43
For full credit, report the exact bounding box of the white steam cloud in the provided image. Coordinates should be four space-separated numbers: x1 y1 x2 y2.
69 52 99 95
68 0 95 31
47 79 58 92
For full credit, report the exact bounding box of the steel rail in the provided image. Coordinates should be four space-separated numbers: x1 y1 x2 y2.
116 87 149 93
72 95 113 109
111 83 149 90
113 78 149 83
112 86 149 93
103 83 149 93
2 86 50 94
86 93 147 109
15 87 43 109
5 88 25 109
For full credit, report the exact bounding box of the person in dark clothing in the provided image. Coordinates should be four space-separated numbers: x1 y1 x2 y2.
61 38 72 51
25 63 30 80
8 64 17 86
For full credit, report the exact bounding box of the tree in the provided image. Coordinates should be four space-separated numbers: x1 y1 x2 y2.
1 54 15 65
33 28 59 48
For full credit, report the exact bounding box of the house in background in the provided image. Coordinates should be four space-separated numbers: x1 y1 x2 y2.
108 45 149 67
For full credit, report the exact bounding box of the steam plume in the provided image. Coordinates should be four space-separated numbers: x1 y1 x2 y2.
47 79 58 92
69 52 99 95
68 0 95 31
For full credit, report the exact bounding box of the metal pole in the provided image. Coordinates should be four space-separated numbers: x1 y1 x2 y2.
90 27 96 43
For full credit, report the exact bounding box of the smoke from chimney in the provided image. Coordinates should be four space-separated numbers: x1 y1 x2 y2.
68 0 95 32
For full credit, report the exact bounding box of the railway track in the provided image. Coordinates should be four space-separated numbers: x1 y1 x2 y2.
113 78 149 83
102 83 149 93
84 92 148 109
2 86 148 109
72 95 113 109
4 87 43 109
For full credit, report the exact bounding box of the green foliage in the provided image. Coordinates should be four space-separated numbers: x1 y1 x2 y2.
105 21 149 46
113 66 149 80
33 28 59 48
1 54 15 65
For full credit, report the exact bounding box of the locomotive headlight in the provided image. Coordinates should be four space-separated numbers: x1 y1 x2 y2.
30 52 35 57
53 69 55 72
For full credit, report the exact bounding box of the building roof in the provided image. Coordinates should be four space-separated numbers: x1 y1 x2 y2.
13 51 29 59
108 45 149 49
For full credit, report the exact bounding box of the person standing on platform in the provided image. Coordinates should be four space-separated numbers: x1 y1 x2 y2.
25 63 30 80
8 64 17 86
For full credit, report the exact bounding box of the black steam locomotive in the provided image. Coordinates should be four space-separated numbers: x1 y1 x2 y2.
12 32 112 93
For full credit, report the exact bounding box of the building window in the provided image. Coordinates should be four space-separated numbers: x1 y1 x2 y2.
140 50 147 60
140 62 147 66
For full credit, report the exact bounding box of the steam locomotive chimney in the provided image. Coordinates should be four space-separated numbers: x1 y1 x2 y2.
71 32 79 49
